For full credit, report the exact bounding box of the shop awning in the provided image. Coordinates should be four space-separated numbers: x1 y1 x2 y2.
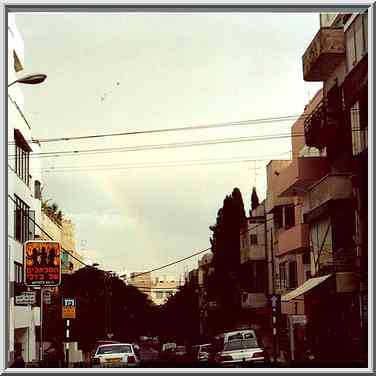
281 274 332 302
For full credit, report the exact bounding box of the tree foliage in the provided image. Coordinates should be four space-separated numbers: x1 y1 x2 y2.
251 186 260 212
207 187 246 331
44 266 156 353
157 281 200 345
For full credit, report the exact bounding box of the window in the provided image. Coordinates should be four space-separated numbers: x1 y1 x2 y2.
242 293 248 303
14 262 23 283
284 206 295 229
14 195 34 243
14 129 31 186
346 13 368 71
303 252 310 265
351 86 368 155
288 261 298 288
279 263 287 289
156 291 163 299
34 180 42 200
274 207 283 230
250 234 258 245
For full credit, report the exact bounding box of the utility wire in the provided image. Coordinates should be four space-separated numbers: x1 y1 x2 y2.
36 152 291 173
8 132 303 159
7 108 362 146
132 202 304 279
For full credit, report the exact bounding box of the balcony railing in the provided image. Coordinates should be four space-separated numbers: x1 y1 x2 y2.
277 224 310 255
304 173 353 214
302 27 345 81
304 99 343 150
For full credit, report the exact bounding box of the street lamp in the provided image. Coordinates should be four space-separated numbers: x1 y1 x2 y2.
8 73 47 87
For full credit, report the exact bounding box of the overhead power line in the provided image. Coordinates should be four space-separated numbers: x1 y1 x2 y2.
7 108 362 146
6 113 306 145
9 132 303 160
36 152 291 173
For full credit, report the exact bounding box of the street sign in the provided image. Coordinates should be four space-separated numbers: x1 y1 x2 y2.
15 291 36 305
24 241 61 287
62 297 76 319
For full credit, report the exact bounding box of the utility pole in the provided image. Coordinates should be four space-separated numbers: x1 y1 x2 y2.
39 287 44 364
270 229 279 365
271 230 275 294
65 319 70 367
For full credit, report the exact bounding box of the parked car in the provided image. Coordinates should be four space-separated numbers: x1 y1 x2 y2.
91 343 140 367
159 342 177 359
212 329 268 367
171 345 189 363
90 340 120 360
191 343 213 364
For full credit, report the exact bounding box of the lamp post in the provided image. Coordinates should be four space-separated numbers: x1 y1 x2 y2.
8 73 47 87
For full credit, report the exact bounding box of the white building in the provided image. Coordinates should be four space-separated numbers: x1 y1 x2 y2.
7 14 43 364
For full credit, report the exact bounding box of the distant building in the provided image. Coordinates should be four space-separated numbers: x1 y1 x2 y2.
128 272 178 305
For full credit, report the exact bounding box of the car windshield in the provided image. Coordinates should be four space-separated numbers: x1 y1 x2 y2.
97 345 132 355
176 346 186 352
200 345 212 352
223 338 259 351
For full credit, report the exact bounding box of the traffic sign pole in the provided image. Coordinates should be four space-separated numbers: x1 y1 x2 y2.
65 320 70 367
40 287 43 364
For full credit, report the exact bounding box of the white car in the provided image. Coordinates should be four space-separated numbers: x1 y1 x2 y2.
92 343 140 367
213 329 267 367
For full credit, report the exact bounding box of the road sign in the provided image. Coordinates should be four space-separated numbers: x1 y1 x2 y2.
15 291 36 305
24 241 61 287
62 297 76 319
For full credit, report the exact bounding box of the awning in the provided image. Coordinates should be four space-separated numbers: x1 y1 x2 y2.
281 274 332 302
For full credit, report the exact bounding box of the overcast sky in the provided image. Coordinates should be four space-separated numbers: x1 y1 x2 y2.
14 12 322 278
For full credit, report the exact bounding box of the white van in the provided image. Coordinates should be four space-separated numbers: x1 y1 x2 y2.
213 329 267 367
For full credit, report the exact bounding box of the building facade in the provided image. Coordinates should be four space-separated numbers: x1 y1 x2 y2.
7 14 42 364
128 272 178 305
279 11 368 364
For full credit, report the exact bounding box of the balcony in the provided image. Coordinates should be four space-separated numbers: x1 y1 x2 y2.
241 245 266 263
303 27 345 81
241 292 267 309
303 173 353 216
277 157 329 197
277 224 310 256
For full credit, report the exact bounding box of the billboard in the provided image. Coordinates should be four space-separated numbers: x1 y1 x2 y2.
24 240 61 287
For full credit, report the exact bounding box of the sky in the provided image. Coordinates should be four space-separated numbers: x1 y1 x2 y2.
14 11 322 278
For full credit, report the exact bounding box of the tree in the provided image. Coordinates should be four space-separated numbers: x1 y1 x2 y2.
44 266 156 355
251 186 260 212
208 187 246 332
158 281 200 344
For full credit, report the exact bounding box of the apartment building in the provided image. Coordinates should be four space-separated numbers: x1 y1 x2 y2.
279 12 368 363
7 14 42 364
128 272 178 305
238 200 272 346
